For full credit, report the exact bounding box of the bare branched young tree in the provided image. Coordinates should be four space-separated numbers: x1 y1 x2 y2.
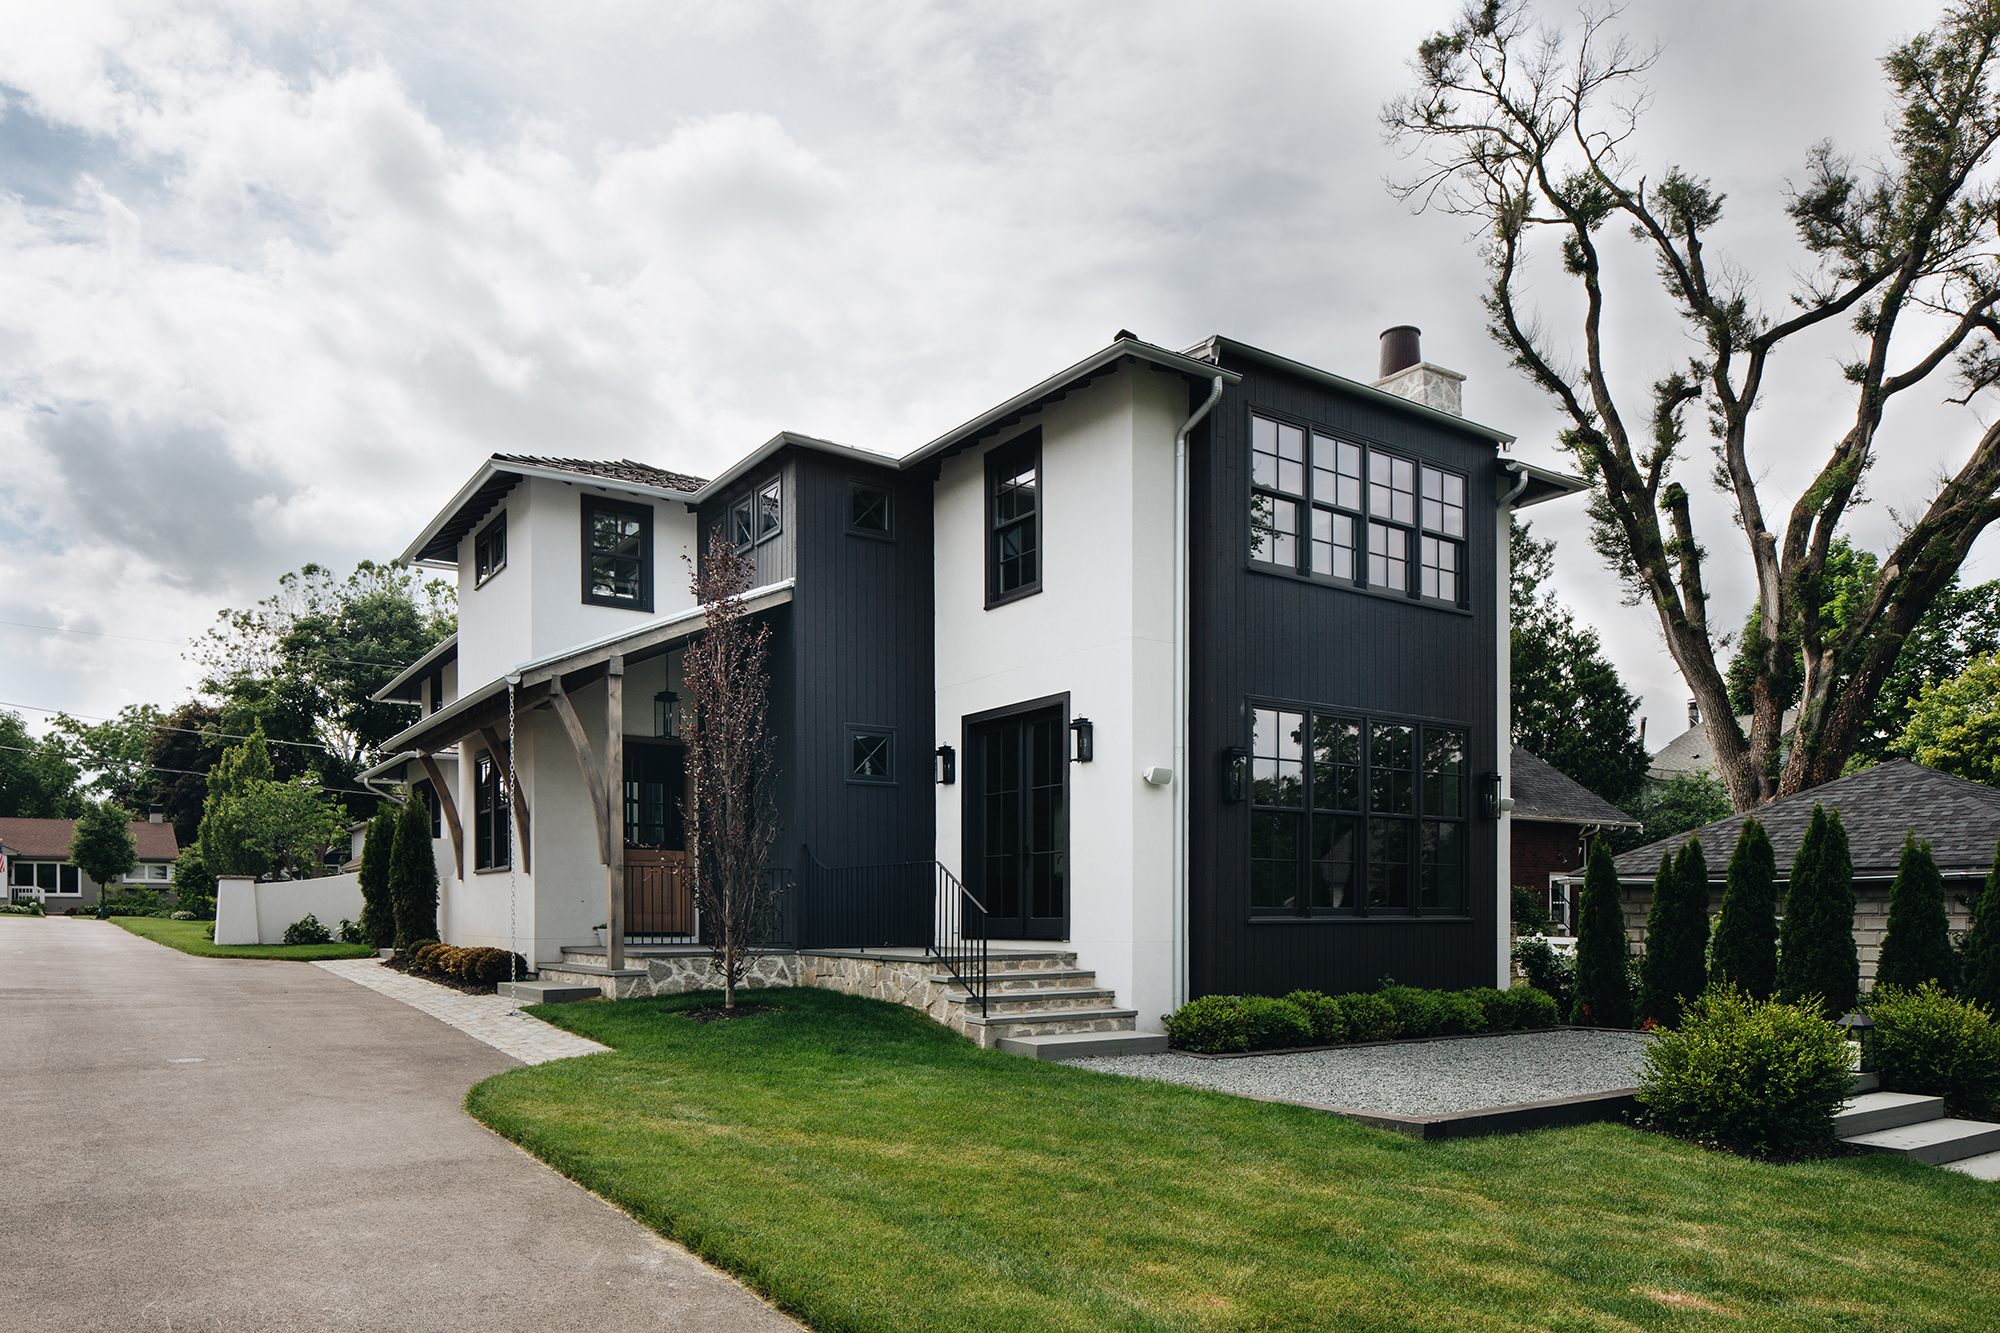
682 530 781 1008
1385 0 2000 810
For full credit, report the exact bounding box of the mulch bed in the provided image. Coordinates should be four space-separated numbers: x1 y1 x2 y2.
378 954 503 996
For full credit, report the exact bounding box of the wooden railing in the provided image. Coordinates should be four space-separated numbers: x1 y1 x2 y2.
624 861 695 943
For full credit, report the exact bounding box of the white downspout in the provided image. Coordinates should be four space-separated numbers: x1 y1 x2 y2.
1173 375 1225 1012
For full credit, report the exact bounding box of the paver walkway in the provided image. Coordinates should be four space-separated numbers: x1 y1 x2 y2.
1 916 799 1333
314 956 610 1064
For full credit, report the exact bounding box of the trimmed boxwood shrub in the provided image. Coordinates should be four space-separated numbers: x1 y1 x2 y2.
1438 990 1487 1034
1462 987 1513 1032
1869 982 2000 1115
1241 996 1313 1049
1378 985 1447 1038
1510 986 1561 1028
281 913 332 946
1636 984 1853 1158
1340 993 1399 1042
1165 995 1252 1053
1284 990 1348 1044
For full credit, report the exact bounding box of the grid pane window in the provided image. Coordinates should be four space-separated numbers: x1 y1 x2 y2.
1368 523 1406 592
1314 435 1362 511
1420 535 1457 602
475 514 506 587
1311 509 1353 580
1252 417 1305 494
1421 466 1465 537
474 750 510 871
988 434 1042 602
1252 494 1299 568
584 499 650 610
1250 708 1467 919
1370 454 1415 525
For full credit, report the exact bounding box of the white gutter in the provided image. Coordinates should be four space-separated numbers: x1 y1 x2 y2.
1172 375 1225 1012
369 633 458 704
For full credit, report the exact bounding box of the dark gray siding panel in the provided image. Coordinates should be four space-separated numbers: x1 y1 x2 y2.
1187 361 1503 997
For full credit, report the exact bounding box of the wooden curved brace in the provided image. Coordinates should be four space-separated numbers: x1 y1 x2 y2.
416 752 464 882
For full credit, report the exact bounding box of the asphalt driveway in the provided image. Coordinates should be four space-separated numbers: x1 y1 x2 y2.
0 916 798 1332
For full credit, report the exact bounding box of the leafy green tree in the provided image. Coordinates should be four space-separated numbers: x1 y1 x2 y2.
1711 818 1779 998
1510 518 1650 807
1875 833 1956 994
1387 1 2000 808
68 800 137 899
145 702 229 847
170 845 216 913
198 726 276 878
234 781 348 880
388 792 438 950
1897 654 2000 784
1962 840 2000 1013
0 710 84 818
49 704 167 809
1571 839 1634 1028
1612 772 1733 853
1643 838 1711 1027
356 804 398 947
1778 805 1859 1017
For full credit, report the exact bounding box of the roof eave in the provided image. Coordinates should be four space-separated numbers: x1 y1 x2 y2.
1206 336 1516 446
369 633 459 704
397 459 705 568
688 432 901 503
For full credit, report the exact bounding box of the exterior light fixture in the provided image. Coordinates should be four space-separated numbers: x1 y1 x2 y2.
1223 746 1248 803
1838 1012 1877 1073
1068 716 1094 764
935 744 956 785
1479 772 1508 820
654 690 681 739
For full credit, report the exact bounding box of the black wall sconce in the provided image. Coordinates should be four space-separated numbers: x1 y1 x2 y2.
653 690 680 738
1223 746 1248 802
935 744 956 785
1479 772 1514 820
1068 716 1094 763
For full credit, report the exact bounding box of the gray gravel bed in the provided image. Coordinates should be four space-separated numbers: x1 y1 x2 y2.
1070 1029 1653 1116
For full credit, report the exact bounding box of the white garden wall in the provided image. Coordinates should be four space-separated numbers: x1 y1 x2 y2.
213 873 365 945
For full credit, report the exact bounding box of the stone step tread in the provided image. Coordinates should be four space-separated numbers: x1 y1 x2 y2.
996 1031 1168 1060
495 980 600 1004
961 1006 1138 1028
1833 1091 1947 1135
1842 1117 2000 1165
928 969 1099 988
969 992 1122 1014
1941 1150 2000 1182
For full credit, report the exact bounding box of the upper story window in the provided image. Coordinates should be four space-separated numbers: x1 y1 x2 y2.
986 429 1041 607
473 749 511 872
1249 411 1466 607
757 479 782 542
849 483 891 537
728 497 754 548
474 513 507 587
1248 704 1466 919
847 727 894 784
581 496 653 612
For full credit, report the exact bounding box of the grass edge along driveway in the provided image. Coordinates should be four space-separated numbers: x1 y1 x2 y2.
107 914 374 961
467 987 1998 1333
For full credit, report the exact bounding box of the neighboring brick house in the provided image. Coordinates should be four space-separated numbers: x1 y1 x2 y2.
1584 759 1989 985
1 815 181 912
1508 746 1641 932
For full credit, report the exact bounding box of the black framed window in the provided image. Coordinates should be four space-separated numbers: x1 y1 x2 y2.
473 750 510 871
986 430 1041 606
756 478 782 542
728 497 754 548
10 862 81 895
849 483 891 536
426 667 444 715
847 727 894 784
416 779 441 838
474 513 507 587
1248 411 1464 605
581 497 653 611
1248 703 1466 918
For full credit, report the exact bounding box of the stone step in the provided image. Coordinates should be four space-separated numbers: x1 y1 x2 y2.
1833 1091 1945 1137
961 1006 1139 1037
928 968 1099 992
962 989 1120 1016
496 980 601 1005
1843 1117 2000 1166
997 1031 1168 1060
979 952 1079 973
1942 1150 2000 1181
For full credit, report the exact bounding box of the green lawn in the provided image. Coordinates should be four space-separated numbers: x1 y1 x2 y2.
109 914 374 961
469 988 1999 1333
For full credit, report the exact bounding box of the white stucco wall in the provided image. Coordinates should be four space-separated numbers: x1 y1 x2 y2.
214 874 366 945
933 361 1186 1033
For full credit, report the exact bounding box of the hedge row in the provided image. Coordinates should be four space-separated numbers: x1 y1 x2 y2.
1165 983 1561 1054
407 939 530 986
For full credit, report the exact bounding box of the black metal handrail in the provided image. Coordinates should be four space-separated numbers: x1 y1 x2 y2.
798 847 988 1016
930 861 989 1017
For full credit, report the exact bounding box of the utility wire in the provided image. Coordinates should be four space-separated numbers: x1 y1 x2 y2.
0 701 342 753
0 743 391 800
4 618 429 670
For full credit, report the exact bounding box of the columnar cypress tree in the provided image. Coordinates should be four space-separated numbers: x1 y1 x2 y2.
388 792 438 951
1642 837 1711 1027
1710 818 1778 998
356 804 397 948
1571 839 1635 1028
1875 832 1956 994
1962 839 2000 1013
1777 804 1860 1017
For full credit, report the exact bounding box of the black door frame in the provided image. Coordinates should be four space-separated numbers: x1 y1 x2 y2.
961 691 1071 941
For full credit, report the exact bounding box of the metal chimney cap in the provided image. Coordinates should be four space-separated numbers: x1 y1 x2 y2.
1379 326 1422 379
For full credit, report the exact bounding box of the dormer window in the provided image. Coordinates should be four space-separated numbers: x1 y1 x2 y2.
581 496 653 612
474 513 507 587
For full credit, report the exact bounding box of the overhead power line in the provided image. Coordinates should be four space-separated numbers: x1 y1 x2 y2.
0 743 392 800
4 618 427 670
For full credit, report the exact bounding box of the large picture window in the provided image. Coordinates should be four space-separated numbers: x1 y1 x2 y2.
986 429 1041 606
473 749 510 872
1248 704 1466 918
581 497 653 612
1249 411 1465 605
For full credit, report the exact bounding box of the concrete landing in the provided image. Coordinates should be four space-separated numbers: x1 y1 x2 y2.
1943 1150 2000 1181
496 979 602 1005
997 1031 1168 1060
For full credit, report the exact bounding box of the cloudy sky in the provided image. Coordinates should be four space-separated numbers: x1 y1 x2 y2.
0 0 1977 749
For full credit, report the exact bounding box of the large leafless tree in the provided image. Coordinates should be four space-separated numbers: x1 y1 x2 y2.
1385 0 2000 810
683 531 781 1008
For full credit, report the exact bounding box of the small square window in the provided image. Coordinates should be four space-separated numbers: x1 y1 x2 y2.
757 479 781 542
850 484 891 535
474 513 507 587
848 729 894 784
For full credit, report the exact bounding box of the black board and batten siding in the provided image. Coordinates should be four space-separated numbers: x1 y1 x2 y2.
1187 355 1503 998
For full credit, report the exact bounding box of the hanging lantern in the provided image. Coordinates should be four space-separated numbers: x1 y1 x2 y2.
654 690 680 738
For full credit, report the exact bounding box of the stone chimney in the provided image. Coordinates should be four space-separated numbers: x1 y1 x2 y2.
1687 699 1700 729
1371 326 1465 417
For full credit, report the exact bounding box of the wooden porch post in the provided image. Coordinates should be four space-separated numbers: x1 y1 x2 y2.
606 655 625 971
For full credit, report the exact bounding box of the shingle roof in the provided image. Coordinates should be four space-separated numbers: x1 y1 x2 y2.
0 818 180 861
490 455 706 493
1610 759 2000 880
1648 709 1798 780
1510 747 1642 828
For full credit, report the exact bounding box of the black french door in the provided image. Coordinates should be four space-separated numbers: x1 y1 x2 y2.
970 705 1068 939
